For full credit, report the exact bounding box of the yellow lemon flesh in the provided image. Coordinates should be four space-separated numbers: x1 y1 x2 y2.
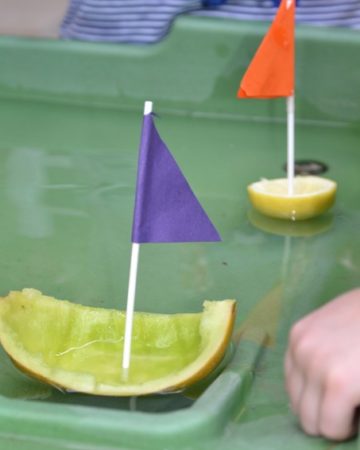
0 289 235 396
247 176 337 221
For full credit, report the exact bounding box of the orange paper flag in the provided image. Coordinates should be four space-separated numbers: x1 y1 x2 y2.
238 0 295 99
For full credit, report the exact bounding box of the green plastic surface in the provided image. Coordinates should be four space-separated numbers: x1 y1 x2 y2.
0 16 359 450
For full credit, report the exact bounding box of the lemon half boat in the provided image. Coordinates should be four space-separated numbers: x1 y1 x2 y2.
248 176 337 221
0 289 235 396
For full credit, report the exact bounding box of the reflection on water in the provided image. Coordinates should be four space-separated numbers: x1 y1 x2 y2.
248 208 334 238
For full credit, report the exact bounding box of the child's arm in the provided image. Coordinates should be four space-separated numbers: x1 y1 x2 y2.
285 288 360 440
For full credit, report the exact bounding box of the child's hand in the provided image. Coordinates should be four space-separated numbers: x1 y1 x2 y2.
285 288 360 440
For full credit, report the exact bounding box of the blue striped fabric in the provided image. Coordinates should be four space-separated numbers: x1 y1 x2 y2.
61 0 360 44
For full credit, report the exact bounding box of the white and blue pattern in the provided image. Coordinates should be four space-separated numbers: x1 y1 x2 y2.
61 0 360 44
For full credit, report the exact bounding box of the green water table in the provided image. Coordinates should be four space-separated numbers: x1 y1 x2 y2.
0 16 359 450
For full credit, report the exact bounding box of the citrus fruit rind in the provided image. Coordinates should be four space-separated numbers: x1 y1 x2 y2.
0 289 236 396
247 176 337 221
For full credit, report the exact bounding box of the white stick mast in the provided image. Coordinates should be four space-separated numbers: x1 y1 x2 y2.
122 100 153 371
122 243 140 370
286 95 295 196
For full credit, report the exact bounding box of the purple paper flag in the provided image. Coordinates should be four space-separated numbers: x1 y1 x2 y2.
131 114 221 244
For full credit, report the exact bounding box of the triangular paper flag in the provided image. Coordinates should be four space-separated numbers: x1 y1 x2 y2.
132 114 221 244
238 0 295 99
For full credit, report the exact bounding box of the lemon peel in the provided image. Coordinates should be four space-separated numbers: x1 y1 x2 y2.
247 176 337 220
0 289 235 396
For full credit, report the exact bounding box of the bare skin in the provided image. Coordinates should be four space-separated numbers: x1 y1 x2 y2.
285 288 360 441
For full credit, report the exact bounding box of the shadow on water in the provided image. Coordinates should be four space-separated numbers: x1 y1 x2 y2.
40 389 194 413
